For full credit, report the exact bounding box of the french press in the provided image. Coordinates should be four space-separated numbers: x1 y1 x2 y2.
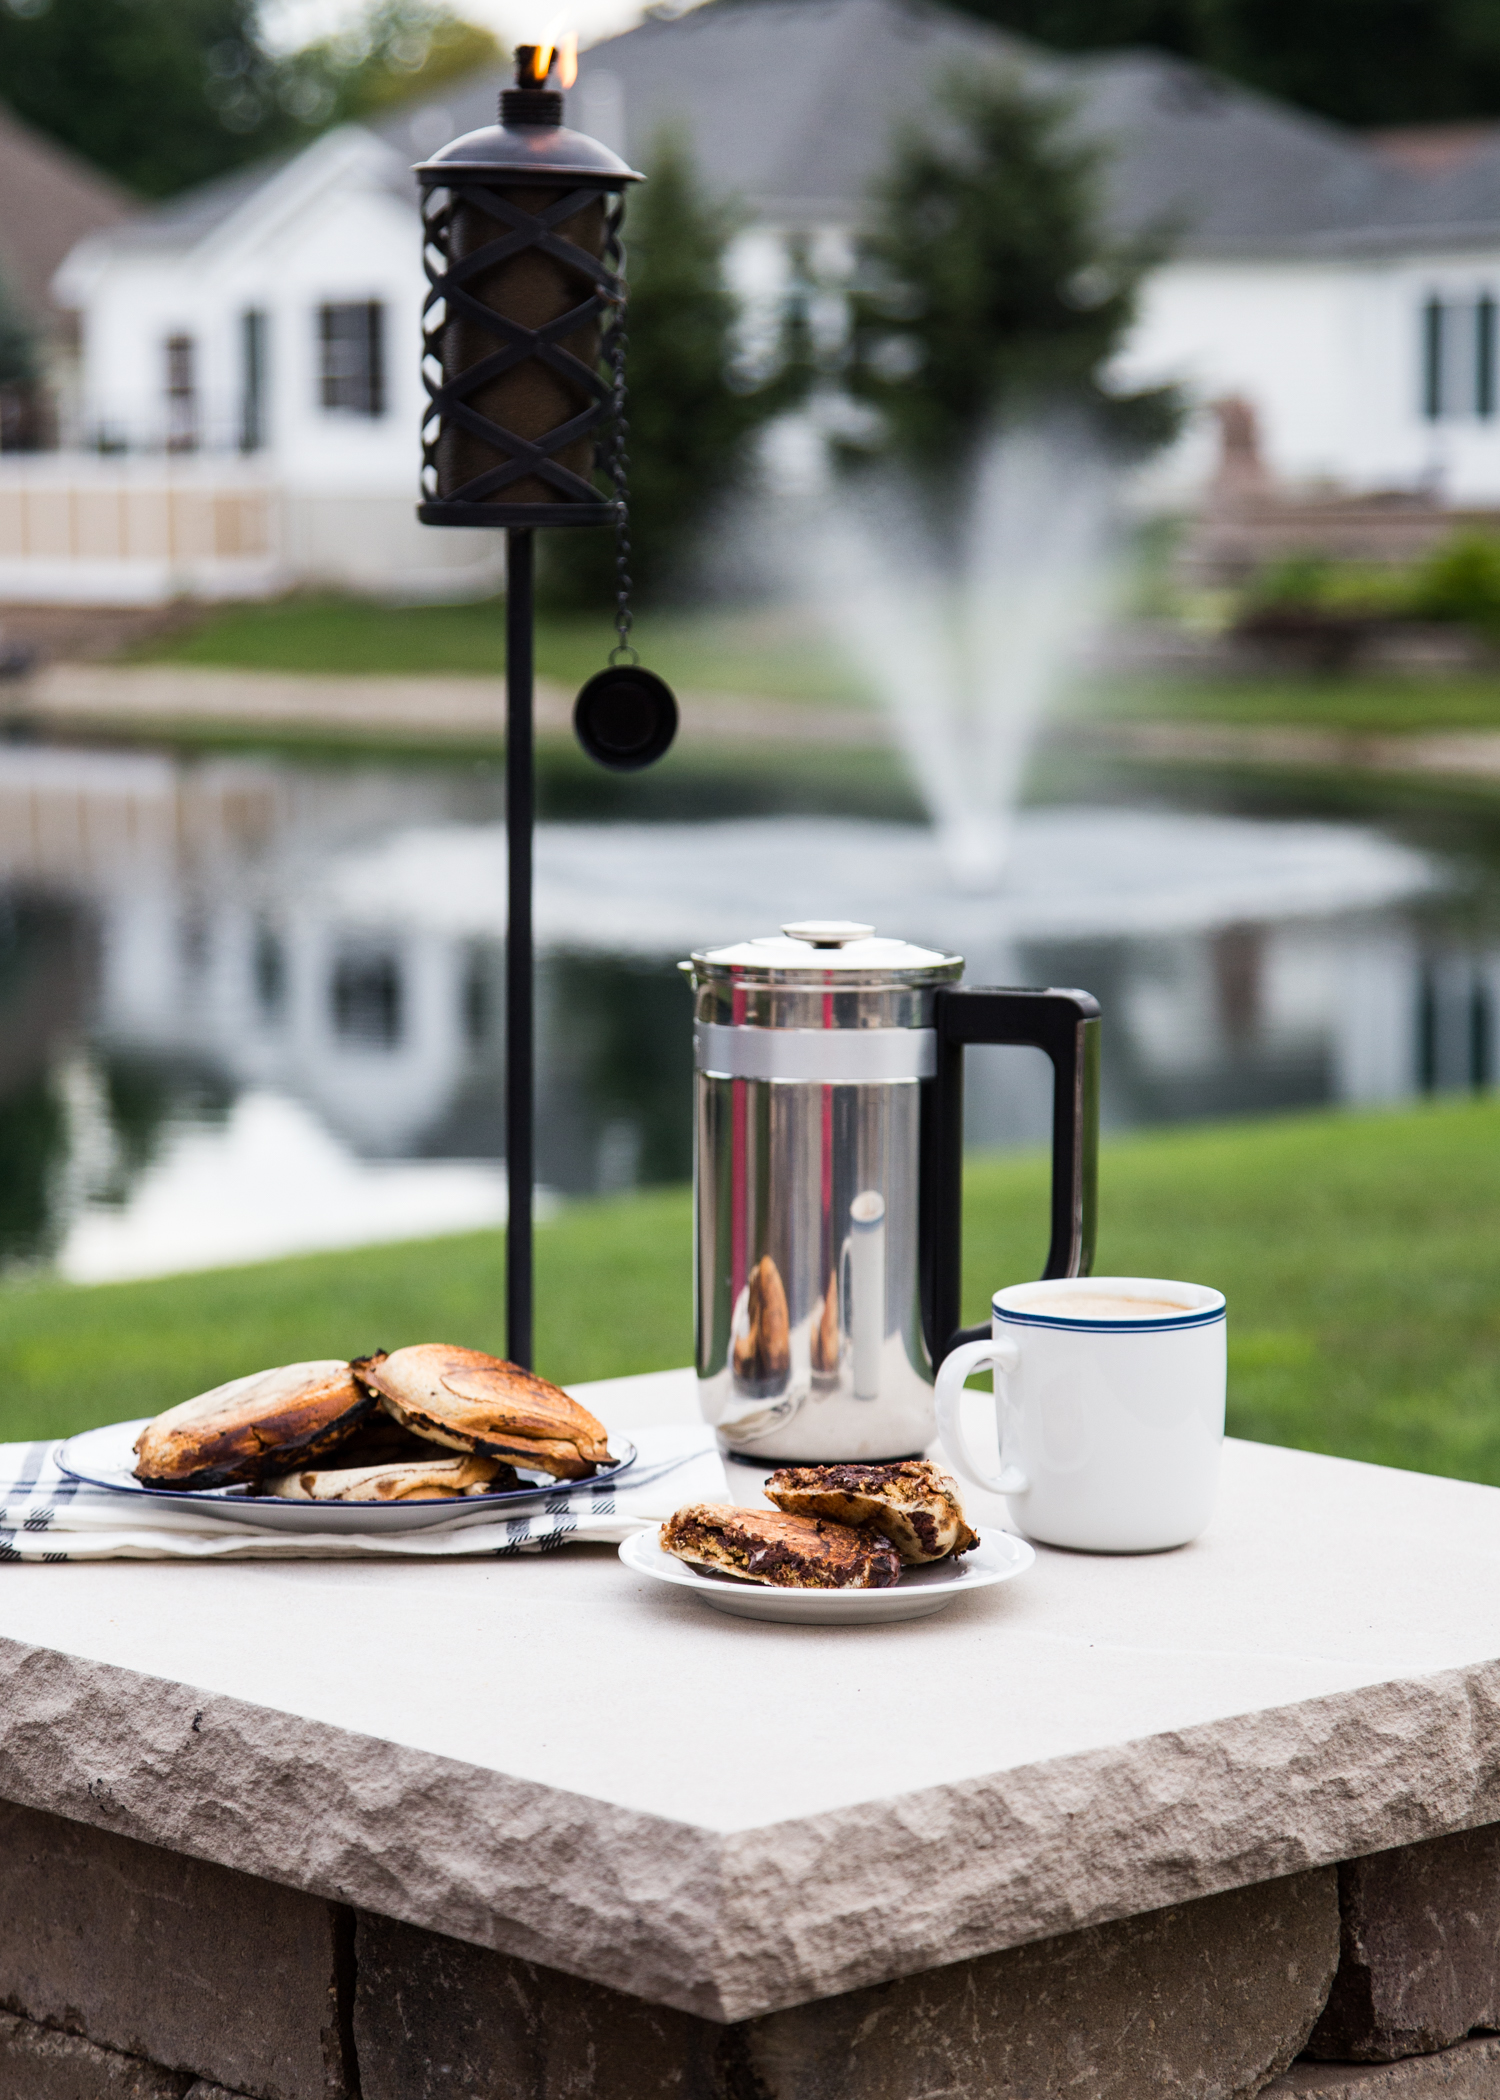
685 921 1100 1462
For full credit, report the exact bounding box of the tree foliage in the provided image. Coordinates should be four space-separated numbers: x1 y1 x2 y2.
0 0 497 199
0 268 36 390
284 1 500 127
841 69 1179 486
545 129 803 607
0 0 295 197
947 0 1500 128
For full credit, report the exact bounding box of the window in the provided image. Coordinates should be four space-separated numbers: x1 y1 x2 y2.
253 923 285 1017
1470 298 1487 415
331 948 403 1046
164 334 197 452
240 309 268 453
1421 294 1499 421
462 946 494 1048
318 300 386 417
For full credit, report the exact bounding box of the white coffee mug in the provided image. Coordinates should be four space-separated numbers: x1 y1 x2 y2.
934 1277 1226 1552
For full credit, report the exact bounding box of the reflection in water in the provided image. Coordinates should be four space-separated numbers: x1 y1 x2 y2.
331 947 405 1048
58 1088 508 1283
542 953 693 1193
0 739 1484 1278
0 1069 66 1264
0 894 88 1262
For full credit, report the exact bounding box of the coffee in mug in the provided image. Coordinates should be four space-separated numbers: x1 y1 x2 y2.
934 1276 1225 1552
1011 1292 1193 1321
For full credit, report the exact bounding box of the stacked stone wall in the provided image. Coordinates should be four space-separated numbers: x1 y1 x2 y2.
0 1799 1497 2099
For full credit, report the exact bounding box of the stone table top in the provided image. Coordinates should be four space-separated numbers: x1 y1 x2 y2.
3 1368 1500 2021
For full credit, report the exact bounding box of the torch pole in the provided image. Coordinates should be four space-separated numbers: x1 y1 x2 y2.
505 527 535 1368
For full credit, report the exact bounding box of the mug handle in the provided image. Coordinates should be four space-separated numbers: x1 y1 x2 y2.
934 1334 1028 1497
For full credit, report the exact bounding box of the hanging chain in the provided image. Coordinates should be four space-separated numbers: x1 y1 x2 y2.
605 311 638 667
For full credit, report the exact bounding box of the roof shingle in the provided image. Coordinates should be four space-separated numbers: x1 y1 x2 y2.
87 0 1500 272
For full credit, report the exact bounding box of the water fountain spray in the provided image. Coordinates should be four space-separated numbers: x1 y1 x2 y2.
809 421 1112 891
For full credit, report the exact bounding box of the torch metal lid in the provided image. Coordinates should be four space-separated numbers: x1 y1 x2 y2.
415 49 641 185
688 922 963 985
415 121 641 185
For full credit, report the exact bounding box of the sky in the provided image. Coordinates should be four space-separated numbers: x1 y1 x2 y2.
260 0 656 55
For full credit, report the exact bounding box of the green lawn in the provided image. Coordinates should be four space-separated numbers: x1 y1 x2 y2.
111 572 1500 757
128 590 1500 741
132 594 865 704
112 590 920 815
5 1096 1500 1488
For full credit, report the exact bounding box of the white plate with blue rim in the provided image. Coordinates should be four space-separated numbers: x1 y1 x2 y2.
55 1418 638 1534
617 1524 1033 1624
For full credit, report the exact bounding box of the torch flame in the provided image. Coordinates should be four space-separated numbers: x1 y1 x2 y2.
522 28 575 86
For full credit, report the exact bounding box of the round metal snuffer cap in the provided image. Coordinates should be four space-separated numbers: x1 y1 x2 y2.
690 923 962 983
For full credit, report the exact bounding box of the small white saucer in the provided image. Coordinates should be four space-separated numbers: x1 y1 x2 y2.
616 1525 1033 1625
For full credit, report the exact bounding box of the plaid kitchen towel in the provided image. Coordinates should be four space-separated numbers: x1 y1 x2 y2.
0 1422 725 1561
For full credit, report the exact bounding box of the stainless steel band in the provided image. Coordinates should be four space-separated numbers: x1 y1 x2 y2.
694 1024 937 1084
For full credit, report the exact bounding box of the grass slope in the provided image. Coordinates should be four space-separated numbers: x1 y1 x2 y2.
128 591 1500 736
3 1098 1499 1486
0 1186 695 1449
132 596 863 704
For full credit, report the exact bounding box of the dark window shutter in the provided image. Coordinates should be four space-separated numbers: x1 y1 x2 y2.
1423 296 1444 421
1478 295 1496 419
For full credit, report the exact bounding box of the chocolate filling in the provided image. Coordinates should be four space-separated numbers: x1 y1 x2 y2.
907 1508 941 1552
667 1515 900 1590
780 1463 924 1492
765 1461 976 1563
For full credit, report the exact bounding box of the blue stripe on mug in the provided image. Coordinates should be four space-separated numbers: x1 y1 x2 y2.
994 1299 1225 1334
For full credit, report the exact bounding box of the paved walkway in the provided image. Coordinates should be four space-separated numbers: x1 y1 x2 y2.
1082 717 1500 784
13 663 1500 787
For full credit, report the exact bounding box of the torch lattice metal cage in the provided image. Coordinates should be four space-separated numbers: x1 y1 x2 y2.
416 64 641 529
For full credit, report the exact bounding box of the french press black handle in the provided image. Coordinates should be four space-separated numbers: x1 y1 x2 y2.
925 986 1101 1367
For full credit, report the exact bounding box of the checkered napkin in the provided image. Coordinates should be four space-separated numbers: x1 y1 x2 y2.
0 1423 725 1562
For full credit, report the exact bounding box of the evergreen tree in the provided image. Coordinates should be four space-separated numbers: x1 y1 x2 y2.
0 268 39 448
0 0 297 198
947 0 1500 129
0 0 497 200
545 128 803 606
841 69 1180 488
0 270 35 391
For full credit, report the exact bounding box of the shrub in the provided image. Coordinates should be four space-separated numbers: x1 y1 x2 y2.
1242 553 1410 621
841 68 1181 491
1410 532 1500 634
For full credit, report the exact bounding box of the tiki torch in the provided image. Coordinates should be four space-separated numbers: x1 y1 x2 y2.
416 44 678 1368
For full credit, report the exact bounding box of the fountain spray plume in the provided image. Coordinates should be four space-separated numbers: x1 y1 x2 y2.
806 417 1115 891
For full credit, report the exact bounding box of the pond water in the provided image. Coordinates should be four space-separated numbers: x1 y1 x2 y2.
0 736 1487 1281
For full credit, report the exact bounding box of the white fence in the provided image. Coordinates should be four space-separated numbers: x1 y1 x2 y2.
0 456 502 604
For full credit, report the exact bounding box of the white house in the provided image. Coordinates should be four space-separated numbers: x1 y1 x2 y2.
1120 176 1500 505
20 0 1500 601
32 122 498 600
